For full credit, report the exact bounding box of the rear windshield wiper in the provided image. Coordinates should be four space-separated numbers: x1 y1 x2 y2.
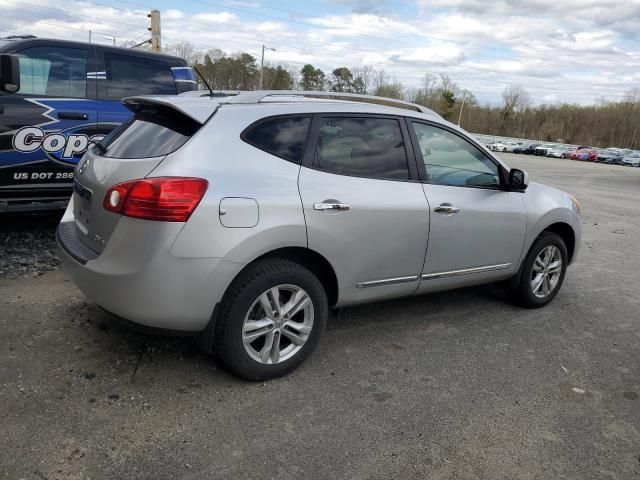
90 138 108 155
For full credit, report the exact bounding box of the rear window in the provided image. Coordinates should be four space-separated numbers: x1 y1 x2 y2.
241 115 311 164
99 104 200 159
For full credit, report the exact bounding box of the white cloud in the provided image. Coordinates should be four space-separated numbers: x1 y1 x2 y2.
2 0 639 105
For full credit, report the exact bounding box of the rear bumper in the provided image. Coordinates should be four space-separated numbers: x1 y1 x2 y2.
56 209 244 332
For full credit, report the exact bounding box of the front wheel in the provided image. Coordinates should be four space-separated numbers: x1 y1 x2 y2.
214 259 328 380
509 232 568 308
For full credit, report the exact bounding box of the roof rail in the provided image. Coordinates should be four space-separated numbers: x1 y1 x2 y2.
220 90 437 116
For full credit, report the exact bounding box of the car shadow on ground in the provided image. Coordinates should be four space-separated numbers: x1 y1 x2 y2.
54 282 516 385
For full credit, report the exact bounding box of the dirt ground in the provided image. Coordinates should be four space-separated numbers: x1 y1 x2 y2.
1 154 639 479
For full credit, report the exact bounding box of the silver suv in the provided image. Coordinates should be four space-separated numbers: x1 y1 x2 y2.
57 91 582 380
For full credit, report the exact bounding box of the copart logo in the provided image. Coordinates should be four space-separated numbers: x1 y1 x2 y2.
12 127 104 159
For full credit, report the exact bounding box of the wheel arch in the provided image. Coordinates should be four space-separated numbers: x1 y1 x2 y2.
540 222 576 264
224 246 339 308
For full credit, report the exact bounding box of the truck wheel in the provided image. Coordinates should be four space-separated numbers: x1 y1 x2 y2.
214 259 328 380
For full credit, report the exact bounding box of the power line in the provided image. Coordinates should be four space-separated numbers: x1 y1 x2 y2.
4 0 148 33
1 13 143 42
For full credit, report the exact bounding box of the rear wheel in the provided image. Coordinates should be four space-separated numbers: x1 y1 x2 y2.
214 259 328 380
509 232 568 308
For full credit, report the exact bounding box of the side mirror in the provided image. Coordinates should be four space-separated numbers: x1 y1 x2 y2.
509 168 528 191
0 54 20 93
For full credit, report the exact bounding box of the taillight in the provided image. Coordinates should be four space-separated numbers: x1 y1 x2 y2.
103 177 208 222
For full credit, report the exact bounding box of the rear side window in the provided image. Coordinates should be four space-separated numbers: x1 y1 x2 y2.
242 116 311 163
99 105 200 158
314 117 409 180
104 53 176 100
16 46 87 98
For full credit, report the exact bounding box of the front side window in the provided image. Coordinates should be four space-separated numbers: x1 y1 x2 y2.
16 46 87 98
314 117 409 180
411 122 500 188
104 53 176 100
242 116 311 163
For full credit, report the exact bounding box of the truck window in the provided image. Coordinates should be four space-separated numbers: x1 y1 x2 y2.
104 53 176 100
16 46 87 98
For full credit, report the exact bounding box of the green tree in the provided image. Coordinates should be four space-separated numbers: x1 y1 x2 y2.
440 90 456 120
300 64 325 90
330 67 353 92
262 65 294 90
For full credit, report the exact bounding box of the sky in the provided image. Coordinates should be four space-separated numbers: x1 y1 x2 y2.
1 0 640 105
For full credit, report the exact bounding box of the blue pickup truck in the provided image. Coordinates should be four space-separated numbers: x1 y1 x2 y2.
0 36 197 212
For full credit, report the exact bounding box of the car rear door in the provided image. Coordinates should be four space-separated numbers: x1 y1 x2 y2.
298 114 430 306
406 120 527 294
0 43 98 195
96 49 178 137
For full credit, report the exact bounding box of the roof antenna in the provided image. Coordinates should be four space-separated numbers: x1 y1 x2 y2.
192 65 213 97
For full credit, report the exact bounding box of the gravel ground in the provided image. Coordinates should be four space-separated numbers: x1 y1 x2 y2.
1 155 639 480
0 212 63 279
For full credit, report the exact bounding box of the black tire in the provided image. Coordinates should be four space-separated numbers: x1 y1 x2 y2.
509 232 568 308
213 258 328 381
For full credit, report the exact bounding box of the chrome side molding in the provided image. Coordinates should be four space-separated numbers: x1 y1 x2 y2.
356 263 512 289
421 263 512 280
356 275 419 289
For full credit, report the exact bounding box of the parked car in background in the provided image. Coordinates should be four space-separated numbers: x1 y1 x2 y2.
570 148 598 161
56 91 582 380
490 141 520 152
0 36 197 212
535 144 557 156
621 151 640 167
546 146 572 158
504 142 521 152
513 143 540 154
597 149 624 164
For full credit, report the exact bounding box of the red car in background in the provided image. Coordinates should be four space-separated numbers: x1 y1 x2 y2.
570 148 598 161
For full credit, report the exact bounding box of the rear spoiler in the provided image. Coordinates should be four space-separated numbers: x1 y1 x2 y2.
123 96 220 124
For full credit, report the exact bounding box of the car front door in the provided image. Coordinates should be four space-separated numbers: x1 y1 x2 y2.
298 114 430 306
407 120 527 293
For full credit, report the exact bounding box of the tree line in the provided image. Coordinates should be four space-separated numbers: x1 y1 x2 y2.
161 41 640 149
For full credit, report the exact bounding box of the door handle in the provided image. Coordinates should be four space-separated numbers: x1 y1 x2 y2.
434 204 460 215
313 202 350 212
57 111 89 120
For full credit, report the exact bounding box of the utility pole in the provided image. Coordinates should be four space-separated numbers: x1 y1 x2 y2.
457 89 467 127
88 30 92 43
260 44 275 90
148 9 161 52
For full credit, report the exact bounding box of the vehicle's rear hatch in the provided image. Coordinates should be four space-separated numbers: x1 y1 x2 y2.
71 100 206 253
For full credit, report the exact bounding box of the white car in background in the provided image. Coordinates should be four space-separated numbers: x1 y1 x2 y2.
492 142 519 152
490 142 509 152
535 144 557 156
621 151 640 167
547 146 573 158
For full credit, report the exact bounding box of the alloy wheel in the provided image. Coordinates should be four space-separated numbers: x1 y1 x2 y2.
530 246 563 298
242 284 314 365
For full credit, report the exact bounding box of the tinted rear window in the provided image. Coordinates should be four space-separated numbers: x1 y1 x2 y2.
242 115 311 163
99 105 200 159
314 117 409 180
